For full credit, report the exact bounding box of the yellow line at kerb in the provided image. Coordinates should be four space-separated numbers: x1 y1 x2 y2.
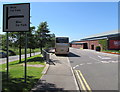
75 70 92 92
75 70 87 92
77 70 92 92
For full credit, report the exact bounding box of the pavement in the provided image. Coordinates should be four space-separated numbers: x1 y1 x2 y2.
31 53 79 92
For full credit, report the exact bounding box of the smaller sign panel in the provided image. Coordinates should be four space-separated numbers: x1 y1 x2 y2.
3 3 30 32
109 40 120 49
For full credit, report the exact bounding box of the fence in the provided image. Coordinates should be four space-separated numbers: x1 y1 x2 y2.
42 49 50 63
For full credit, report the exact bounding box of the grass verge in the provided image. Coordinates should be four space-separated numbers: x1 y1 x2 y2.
0 54 45 92
102 50 120 54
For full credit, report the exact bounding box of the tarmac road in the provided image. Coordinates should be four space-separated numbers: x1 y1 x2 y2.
0 52 40 64
68 48 119 91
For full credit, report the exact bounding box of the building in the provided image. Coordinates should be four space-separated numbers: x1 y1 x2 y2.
71 30 120 51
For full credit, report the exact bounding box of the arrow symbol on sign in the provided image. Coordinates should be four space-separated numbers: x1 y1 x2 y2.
6 7 24 29
8 15 24 20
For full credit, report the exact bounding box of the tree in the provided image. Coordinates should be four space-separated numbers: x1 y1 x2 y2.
27 26 36 57
98 39 108 50
36 21 50 53
7 32 25 49
7 32 26 63
45 33 55 49
1 34 6 49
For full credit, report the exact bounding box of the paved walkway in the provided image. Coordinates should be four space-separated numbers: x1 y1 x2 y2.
31 54 79 91
0 52 40 64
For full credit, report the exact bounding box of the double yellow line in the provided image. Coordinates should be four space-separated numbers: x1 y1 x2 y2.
75 70 92 92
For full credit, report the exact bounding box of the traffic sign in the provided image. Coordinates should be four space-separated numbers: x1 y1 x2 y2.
3 3 30 32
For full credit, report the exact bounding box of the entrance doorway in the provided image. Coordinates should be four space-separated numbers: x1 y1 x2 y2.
83 43 88 49
91 45 94 50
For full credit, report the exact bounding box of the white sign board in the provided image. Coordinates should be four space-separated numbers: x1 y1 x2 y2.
3 3 30 32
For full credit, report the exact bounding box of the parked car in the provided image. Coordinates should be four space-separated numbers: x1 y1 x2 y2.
0 52 7 58
8 50 16 55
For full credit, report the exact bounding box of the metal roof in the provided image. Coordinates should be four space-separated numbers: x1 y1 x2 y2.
71 42 83 45
81 30 119 41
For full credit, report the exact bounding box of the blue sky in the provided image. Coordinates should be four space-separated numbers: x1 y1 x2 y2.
0 2 118 41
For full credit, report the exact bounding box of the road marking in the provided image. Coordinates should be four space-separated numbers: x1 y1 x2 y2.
75 70 87 92
87 63 92 65
76 65 79 67
75 70 92 92
101 61 110 63
98 55 111 59
95 62 101 64
73 65 80 69
100 60 118 64
98 55 102 58
89 56 100 62
80 63 84 66
71 67 79 90
73 60 117 68
111 61 118 63
67 57 79 90
73 67 76 69
78 70 92 92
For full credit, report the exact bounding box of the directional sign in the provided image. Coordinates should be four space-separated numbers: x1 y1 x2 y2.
3 3 30 32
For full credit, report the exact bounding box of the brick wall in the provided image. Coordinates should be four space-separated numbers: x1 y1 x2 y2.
71 44 83 49
88 40 102 50
71 40 102 50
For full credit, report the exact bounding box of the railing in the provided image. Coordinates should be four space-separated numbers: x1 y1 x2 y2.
42 49 50 63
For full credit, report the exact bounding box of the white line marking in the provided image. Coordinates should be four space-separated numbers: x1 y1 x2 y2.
98 55 102 58
110 61 118 63
95 62 101 64
87 63 92 65
102 57 111 59
67 57 79 90
73 67 76 69
80 64 84 66
98 55 111 59
76 65 79 67
101 61 110 63
89 56 100 61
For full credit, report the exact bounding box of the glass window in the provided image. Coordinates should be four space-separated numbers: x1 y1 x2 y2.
56 38 69 43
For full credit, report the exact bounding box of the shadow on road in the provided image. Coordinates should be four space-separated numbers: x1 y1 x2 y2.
55 52 80 57
68 52 80 57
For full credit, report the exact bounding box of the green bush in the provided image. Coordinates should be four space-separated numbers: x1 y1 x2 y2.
98 39 107 50
96 46 101 51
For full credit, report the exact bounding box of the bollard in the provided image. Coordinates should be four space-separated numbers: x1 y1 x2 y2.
46 53 49 63
42 49 50 63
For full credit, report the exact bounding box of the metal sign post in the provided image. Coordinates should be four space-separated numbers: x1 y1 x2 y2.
25 32 27 83
19 32 22 63
3 3 30 82
6 32 9 81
